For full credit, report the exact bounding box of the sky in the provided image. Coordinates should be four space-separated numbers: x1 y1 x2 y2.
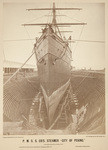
3 1 105 70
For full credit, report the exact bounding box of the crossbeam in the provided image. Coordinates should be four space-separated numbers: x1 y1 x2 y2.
57 31 73 33
22 23 87 26
41 25 71 27
45 15 66 16
39 31 73 33
26 8 82 11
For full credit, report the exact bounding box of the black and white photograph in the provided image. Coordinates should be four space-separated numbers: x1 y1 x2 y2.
3 1 105 135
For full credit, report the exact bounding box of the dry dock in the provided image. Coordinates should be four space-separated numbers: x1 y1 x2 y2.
3 70 105 134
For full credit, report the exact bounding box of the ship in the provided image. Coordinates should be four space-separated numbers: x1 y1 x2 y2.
22 3 86 127
3 3 105 135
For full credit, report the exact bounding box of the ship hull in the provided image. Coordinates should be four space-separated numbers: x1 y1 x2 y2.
38 53 71 96
35 31 71 96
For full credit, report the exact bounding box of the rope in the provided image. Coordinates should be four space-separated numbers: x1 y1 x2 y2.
3 39 104 43
65 14 83 23
72 25 85 57
24 26 34 46
25 14 48 24
56 10 64 38
74 71 91 92
3 39 35 42
72 39 105 43
46 3 52 24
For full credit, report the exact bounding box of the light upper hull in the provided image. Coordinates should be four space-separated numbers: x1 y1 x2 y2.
35 28 72 96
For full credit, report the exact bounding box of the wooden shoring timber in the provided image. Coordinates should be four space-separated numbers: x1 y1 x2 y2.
28 92 41 128
33 92 48 129
38 96 46 128
55 85 77 129
68 84 74 102
48 85 73 130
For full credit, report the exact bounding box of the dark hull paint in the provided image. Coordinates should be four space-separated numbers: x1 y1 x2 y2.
35 30 71 96
37 53 71 96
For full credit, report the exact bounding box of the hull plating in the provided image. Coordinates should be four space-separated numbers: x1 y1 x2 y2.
35 33 71 96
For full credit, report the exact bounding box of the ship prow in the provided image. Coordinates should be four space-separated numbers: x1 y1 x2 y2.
34 26 72 96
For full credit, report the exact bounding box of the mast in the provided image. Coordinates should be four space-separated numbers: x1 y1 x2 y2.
23 3 87 37
24 3 86 27
52 3 57 33
22 23 87 26
52 3 56 25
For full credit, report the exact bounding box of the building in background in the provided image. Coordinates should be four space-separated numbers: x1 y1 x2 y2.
3 60 36 74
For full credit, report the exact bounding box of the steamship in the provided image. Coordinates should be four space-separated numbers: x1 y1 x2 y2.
23 3 86 125
3 3 105 135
